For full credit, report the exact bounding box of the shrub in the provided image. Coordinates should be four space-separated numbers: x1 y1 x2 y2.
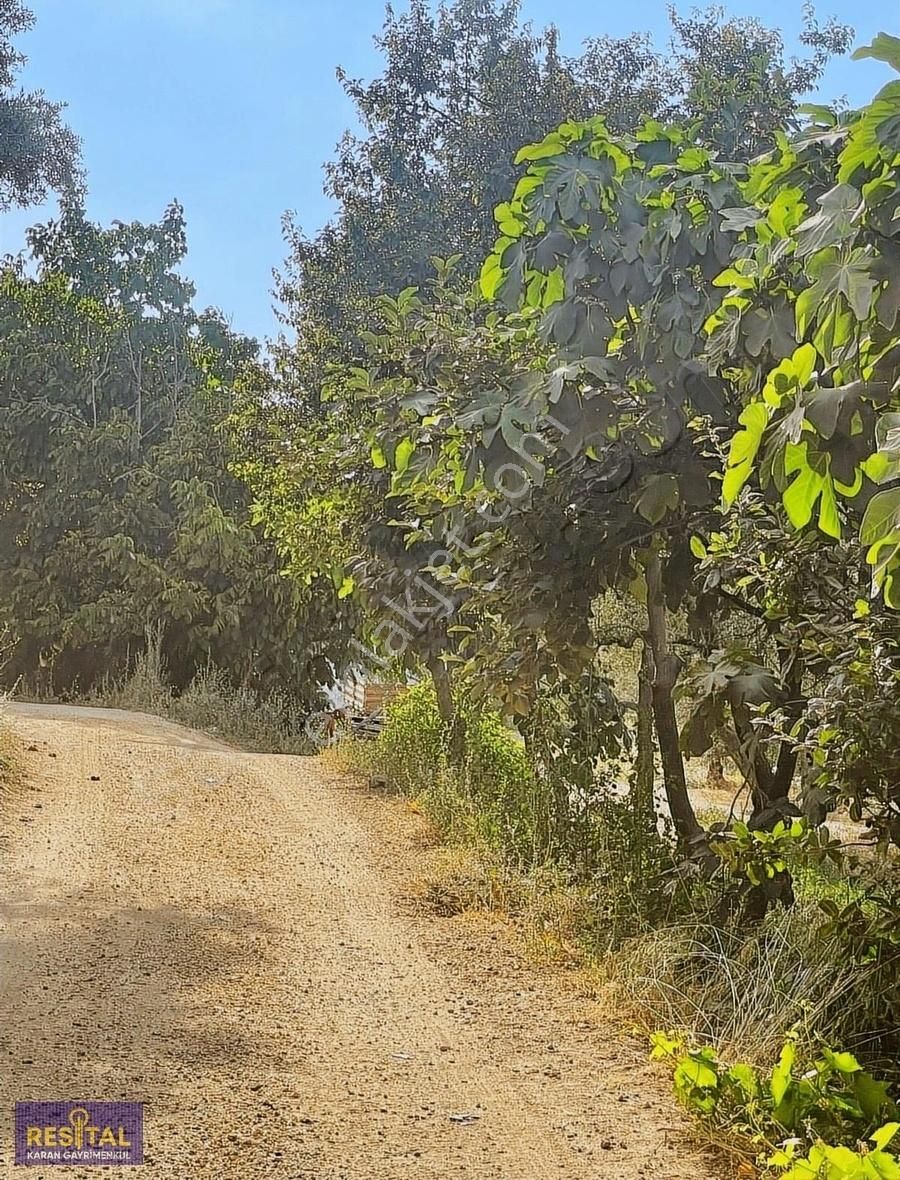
89 639 314 753
651 1032 899 1177
0 696 20 794
345 678 684 948
90 627 173 716
363 680 544 865
371 680 448 795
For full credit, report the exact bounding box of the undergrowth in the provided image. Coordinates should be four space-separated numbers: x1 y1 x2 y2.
335 677 900 1174
87 637 315 754
0 696 21 794
651 1032 900 1176
335 679 684 944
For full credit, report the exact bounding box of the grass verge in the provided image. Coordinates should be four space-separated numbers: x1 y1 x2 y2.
327 678 900 1178
0 696 21 796
85 637 315 754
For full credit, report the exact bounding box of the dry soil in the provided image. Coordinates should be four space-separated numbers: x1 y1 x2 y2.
0 703 717 1179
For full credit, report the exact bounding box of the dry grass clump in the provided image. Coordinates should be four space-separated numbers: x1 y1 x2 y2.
413 843 600 966
602 901 898 1073
0 696 22 796
89 637 314 754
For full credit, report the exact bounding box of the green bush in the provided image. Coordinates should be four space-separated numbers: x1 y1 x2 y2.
652 1032 899 1177
372 681 448 794
350 678 681 943
366 681 543 865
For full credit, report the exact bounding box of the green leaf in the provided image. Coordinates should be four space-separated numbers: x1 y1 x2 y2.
719 206 764 233
771 1040 796 1106
865 414 900 485
791 343 818 388
838 82 900 182
872 1124 900 1152
796 184 861 257
723 401 769 506
797 102 838 124
853 33 900 71
768 186 806 236
861 488 900 547
541 299 578 346
821 1047 862 1074
635 474 681 525
394 437 415 474
728 663 780 705
370 442 387 469
543 266 565 306
675 1054 718 1090
854 1073 892 1121
713 266 756 291
818 476 841 539
804 247 879 323
804 381 862 440
727 1062 759 1099
649 1030 683 1060
515 138 566 163
480 253 504 300
744 305 796 358
782 445 832 532
861 489 900 603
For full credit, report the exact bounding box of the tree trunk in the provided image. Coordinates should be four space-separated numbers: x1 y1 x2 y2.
634 640 656 825
770 654 804 801
728 654 805 920
731 650 804 826
645 553 708 859
426 653 466 766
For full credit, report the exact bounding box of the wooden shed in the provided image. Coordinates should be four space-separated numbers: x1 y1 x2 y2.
341 673 407 715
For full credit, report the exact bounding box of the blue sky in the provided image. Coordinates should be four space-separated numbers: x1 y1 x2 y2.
1 0 894 342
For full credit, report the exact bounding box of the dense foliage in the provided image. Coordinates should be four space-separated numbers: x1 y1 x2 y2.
653 1032 899 1176
247 28 900 1163
0 0 80 209
0 204 348 702
283 33 900 854
277 0 851 406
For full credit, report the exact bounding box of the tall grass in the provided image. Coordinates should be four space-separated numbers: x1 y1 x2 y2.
90 636 315 754
610 904 898 1072
0 695 21 795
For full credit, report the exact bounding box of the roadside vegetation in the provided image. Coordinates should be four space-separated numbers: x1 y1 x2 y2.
2 1 900 1174
335 681 899 1175
0 698 21 795
86 636 316 754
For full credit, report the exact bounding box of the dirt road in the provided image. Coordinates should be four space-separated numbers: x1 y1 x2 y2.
0 704 714 1179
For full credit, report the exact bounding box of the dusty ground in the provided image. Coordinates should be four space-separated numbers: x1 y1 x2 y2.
0 704 717 1179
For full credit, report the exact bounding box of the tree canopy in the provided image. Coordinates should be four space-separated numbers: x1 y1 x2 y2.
246 25 900 865
0 204 348 702
0 0 80 210
276 0 851 407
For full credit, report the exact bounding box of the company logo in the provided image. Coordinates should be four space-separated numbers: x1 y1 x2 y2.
15 1101 144 1166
